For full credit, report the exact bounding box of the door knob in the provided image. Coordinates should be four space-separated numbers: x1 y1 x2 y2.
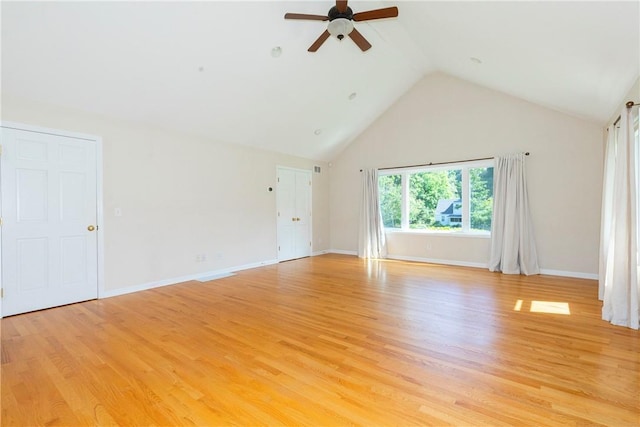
87 225 96 231
292 217 296 221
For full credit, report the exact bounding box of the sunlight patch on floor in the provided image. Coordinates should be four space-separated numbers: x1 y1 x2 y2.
513 300 571 315
530 301 571 315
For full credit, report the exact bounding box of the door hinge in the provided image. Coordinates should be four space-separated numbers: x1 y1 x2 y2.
278 246 280 251
0 144 3 156
1 288 4 298
277 177 280 182
0 217 3 227
309 241 312 247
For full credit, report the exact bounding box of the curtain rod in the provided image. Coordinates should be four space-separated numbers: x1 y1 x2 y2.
612 100 639 127
360 152 530 172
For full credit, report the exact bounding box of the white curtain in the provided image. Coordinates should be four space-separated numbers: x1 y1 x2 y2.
598 124 617 300
489 153 540 275
358 169 387 259
599 107 639 330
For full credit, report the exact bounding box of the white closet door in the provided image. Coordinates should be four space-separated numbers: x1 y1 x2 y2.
1 127 98 316
277 167 311 262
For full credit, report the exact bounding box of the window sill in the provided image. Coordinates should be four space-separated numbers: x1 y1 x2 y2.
384 229 491 239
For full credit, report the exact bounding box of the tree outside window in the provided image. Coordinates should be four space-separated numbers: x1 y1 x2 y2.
378 174 402 228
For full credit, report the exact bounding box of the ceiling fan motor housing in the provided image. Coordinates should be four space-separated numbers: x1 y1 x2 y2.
328 6 354 20
327 6 354 39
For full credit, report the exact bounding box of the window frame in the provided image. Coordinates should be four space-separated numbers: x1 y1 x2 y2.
379 159 495 237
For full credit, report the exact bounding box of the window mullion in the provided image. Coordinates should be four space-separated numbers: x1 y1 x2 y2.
462 167 470 232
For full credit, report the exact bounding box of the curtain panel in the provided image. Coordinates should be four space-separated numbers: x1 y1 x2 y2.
489 153 540 275
358 169 387 259
599 107 639 330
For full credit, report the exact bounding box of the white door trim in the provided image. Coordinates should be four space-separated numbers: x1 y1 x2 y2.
276 166 312 262
0 121 104 317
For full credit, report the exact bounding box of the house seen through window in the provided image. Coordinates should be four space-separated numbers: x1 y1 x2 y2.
378 160 494 233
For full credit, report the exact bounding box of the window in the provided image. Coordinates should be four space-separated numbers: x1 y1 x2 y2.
378 160 494 234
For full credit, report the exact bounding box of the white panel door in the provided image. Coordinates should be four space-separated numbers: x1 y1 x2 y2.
1 127 98 316
277 167 311 262
293 170 311 257
277 168 297 262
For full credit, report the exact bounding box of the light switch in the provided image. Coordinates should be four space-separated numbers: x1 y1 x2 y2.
114 208 122 217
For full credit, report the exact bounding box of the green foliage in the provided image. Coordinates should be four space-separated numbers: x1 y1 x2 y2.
378 174 402 228
470 167 493 231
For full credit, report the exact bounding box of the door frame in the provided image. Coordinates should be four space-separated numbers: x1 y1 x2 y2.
0 121 104 317
276 166 312 262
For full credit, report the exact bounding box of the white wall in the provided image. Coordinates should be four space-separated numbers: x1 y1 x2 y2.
1 95 330 293
330 72 604 277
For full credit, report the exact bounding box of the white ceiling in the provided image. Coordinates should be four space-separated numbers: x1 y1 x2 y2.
2 1 638 161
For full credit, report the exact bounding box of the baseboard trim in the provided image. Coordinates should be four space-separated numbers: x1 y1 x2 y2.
327 251 597 280
386 255 487 269
539 269 597 280
100 258 279 299
99 254 597 300
328 249 358 256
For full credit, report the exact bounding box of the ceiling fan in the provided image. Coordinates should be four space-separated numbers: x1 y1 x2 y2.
284 0 399 52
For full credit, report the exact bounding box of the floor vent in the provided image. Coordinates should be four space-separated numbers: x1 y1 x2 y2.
197 272 235 282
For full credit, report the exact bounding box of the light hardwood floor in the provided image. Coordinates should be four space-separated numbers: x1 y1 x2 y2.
1 254 639 426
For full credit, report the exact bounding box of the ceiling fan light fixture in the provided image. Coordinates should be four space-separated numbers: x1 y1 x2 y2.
327 18 354 40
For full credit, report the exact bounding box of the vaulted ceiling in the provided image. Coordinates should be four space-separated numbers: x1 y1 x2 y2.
2 1 638 161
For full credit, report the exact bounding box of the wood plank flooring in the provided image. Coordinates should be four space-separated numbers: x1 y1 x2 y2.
1 254 639 426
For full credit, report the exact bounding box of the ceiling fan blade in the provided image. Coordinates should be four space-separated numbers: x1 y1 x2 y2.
284 13 329 21
348 28 372 52
353 6 398 22
308 30 331 52
336 0 348 13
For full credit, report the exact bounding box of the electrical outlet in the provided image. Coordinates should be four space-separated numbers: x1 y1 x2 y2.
426 243 432 250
